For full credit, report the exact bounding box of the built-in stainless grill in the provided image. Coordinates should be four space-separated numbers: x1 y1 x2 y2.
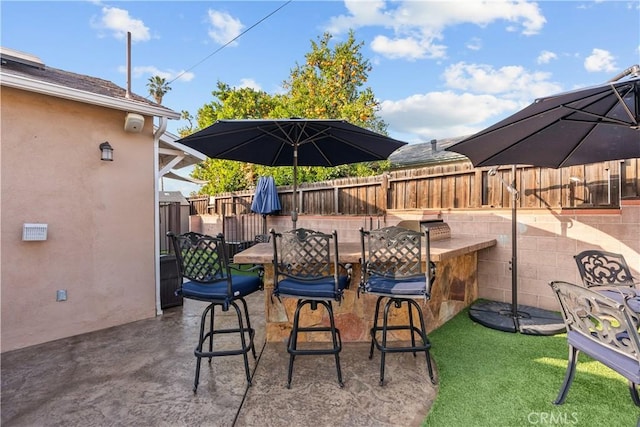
420 219 451 241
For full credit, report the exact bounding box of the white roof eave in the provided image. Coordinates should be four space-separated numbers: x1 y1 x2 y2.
1 71 181 119
160 130 207 161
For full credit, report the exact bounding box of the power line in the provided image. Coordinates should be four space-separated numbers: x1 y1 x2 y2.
167 0 293 87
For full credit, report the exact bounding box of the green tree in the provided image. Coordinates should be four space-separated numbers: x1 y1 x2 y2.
147 75 171 104
280 30 390 180
189 31 391 194
177 110 195 136
193 158 256 194
191 82 283 190
284 31 385 132
196 81 282 126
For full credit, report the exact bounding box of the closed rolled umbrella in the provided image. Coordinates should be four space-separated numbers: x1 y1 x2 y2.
251 176 281 234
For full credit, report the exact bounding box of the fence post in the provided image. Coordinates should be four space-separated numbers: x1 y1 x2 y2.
382 173 390 211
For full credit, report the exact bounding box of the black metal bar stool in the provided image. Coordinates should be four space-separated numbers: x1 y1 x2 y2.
168 231 263 392
270 228 352 388
359 225 437 386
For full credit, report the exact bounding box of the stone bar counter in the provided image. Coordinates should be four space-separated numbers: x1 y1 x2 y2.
234 234 496 343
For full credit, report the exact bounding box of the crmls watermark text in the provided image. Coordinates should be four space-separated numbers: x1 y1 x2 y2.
527 411 579 425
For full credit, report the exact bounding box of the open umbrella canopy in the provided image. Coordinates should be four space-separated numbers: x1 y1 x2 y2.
176 119 407 167
446 71 640 168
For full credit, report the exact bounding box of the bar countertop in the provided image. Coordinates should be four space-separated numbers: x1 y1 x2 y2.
234 236 496 265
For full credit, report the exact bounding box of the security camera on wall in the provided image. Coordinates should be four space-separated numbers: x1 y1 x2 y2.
124 113 144 133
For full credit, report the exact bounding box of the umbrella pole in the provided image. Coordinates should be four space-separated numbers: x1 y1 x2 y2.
510 165 519 325
291 145 298 229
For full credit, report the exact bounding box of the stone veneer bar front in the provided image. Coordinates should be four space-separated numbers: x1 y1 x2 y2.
234 236 496 343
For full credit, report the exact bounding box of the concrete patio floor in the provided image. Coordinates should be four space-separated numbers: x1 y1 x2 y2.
1 293 438 426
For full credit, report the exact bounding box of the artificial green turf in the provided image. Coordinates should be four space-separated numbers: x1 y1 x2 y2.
423 307 639 427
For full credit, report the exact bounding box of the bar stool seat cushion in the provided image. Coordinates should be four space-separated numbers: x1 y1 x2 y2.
364 276 428 296
180 275 262 300
276 275 349 299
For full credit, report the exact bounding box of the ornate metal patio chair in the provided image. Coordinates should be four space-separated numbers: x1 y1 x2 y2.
549 281 640 407
359 225 437 386
574 250 638 289
270 228 352 388
167 231 263 393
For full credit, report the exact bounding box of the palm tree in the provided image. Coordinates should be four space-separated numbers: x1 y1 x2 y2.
147 75 171 104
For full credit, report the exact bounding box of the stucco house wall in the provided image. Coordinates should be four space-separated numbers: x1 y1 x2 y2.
1 88 154 350
1 47 181 352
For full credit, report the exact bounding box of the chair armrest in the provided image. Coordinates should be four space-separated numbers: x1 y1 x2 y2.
339 262 353 288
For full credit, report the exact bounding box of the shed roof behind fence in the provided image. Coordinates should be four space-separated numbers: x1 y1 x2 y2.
159 191 188 205
389 136 470 169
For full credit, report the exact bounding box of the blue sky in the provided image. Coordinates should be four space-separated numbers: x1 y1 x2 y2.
2 0 639 194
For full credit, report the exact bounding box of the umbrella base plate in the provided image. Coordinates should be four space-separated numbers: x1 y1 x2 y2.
469 300 565 336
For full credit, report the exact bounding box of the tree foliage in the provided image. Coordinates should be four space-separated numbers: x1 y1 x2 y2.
189 31 392 194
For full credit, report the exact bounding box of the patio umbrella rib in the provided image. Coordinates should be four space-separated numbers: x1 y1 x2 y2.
560 111 638 127
218 132 283 164
557 125 600 169
611 83 638 125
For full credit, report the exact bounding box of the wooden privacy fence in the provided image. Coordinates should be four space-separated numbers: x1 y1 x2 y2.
189 159 640 216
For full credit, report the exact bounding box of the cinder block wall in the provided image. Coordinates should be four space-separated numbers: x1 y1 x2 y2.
442 200 639 311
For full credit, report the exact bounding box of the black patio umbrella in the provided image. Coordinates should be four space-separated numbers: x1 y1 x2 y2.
177 119 407 228
446 66 640 335
447 70 639 168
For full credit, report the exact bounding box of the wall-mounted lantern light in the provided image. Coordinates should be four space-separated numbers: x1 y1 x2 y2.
99 142 114 161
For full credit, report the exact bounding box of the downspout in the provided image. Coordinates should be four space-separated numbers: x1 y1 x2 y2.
154 116 169 315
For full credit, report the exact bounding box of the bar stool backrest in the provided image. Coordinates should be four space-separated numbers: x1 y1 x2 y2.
170 232 231 289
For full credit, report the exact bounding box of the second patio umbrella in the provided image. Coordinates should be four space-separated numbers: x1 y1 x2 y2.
447 68 639 168
177 118 407 228
446 66 640 334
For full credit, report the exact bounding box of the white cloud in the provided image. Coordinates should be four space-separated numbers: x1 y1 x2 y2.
380 91 519 140
91 6 150 42
370 35 446 60
379 62 564 140
119 65 194 83
207 9 244 46
237 78 262 90
466 37 482 51
537 50 557 64
584 48 617 73
326 0 546 61
443 62 562 101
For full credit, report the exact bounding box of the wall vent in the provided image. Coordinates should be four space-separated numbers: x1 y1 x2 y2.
23 223 48 241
